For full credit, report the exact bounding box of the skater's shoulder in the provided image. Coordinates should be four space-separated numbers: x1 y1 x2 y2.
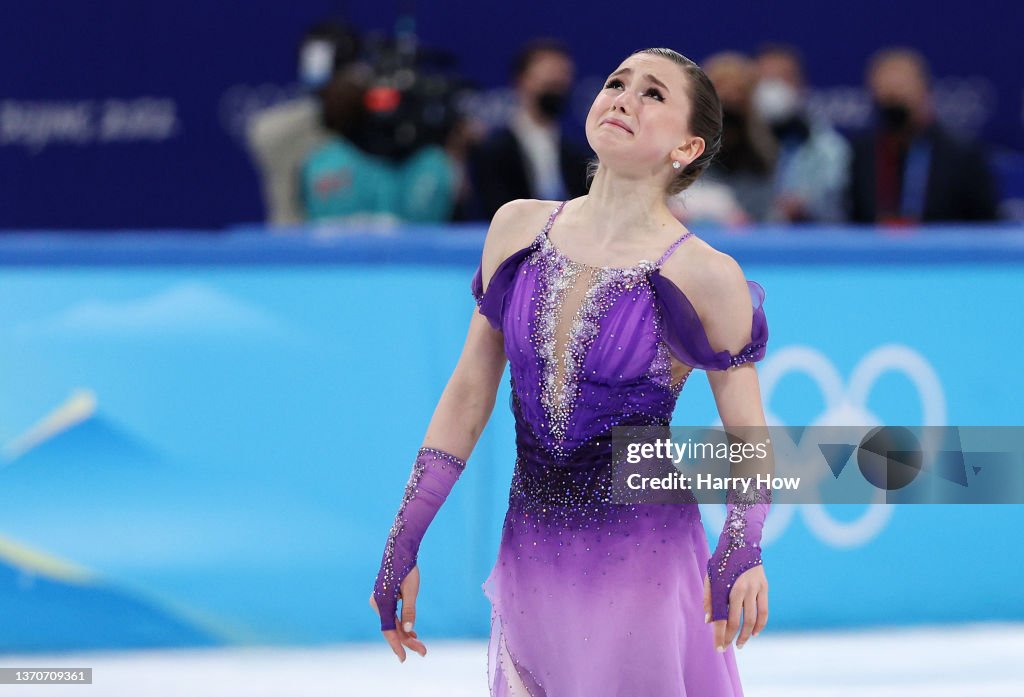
491 198 561 236
483 199 560 260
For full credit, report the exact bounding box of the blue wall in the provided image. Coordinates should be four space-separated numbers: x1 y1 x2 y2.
1 0 1021 228
0 223 1022 652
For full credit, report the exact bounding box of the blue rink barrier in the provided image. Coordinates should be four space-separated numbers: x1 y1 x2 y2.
0 223 1022 652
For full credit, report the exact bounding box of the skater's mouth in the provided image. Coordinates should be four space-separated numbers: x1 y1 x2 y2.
601 117 634 134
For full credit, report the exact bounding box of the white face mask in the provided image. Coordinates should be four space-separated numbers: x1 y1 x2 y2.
300 40 336 88
752 78 801 124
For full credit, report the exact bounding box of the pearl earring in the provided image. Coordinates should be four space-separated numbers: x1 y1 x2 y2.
672 161 681 170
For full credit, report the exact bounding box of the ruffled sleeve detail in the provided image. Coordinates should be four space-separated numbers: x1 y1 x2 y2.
470 264 485 307
470 244 536 331
650 270 769 371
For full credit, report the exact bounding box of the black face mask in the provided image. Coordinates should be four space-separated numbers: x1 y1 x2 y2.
536 90 567 118
876 101 912 132
771 115 811 144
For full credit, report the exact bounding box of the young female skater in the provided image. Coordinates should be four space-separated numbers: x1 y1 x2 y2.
370 47 772 696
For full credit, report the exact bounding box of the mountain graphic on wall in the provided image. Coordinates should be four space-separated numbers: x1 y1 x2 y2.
0 389 175 502
2 387 159 467
0 390 230 652
0 535 224 653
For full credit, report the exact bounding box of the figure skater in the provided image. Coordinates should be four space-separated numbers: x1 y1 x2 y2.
370 46 772 696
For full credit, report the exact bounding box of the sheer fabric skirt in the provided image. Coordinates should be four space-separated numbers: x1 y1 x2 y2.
482 499 745 697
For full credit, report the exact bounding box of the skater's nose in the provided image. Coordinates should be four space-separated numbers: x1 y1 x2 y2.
612 88 636 113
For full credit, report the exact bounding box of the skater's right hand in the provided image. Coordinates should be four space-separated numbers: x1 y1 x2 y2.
368 564 428 662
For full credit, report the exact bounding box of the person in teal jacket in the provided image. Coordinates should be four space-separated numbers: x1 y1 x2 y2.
300 69 458 223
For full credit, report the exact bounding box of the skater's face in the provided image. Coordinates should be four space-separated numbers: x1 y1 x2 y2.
585 54 703 178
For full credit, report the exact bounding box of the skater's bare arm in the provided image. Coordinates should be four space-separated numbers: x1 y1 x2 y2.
698 254 772 652
420 199 550 461
417 312 505 462
370 200 547 662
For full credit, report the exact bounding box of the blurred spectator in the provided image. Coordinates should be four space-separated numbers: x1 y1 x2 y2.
470 38 590 218
247 21 359 225
671 51 777 226
445 111 489 222
299 62 458 223
249 19 463 225
754 43 851 223
248 99 331 226
847 47 999 223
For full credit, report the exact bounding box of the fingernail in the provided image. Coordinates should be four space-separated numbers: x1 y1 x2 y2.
737 642 745 650
403 621 413 632
704 612 710 624
716 645 725 653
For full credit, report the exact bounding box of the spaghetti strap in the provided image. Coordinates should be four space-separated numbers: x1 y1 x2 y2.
655 231 694 268
542 200 569 236
541 200 690 271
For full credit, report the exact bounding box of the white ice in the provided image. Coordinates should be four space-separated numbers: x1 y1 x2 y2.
1 622 1021 696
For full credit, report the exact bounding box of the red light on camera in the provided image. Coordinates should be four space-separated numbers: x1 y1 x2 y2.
365 87 401 113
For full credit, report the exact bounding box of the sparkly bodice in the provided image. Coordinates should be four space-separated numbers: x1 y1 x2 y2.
505 205 692 463
471 201 769 504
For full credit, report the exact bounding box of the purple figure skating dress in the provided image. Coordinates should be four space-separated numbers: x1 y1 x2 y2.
470 200 769 697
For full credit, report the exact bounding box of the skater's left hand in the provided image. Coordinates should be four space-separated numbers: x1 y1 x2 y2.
703 566 768 652
368 565 428 663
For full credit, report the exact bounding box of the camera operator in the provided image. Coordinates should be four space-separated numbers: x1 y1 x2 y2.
246 21 361 226
298 28 467 223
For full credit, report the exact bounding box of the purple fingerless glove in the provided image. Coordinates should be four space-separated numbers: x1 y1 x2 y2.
707 482 772 621
372 446 467 631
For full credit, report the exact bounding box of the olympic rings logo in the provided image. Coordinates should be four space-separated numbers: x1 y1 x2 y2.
701 344 945 549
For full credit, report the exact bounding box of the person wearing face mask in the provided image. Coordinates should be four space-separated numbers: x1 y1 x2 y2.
469 38 591 219
753 44 851 223
847 47 999 224
247 20 360 225
670 52 777 226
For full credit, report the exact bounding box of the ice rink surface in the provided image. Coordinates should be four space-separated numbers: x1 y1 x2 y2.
1 623 1021 696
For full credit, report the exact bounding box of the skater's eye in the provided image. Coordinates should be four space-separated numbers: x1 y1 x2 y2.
604 78 665 102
